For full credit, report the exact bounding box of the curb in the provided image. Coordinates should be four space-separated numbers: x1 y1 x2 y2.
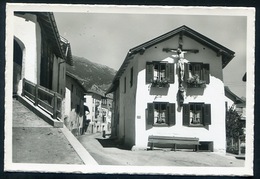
61 126 98 165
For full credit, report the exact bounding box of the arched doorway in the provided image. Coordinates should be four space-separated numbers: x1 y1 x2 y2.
13 39 23 97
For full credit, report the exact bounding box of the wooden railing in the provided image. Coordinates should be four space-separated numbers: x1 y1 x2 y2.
21 78 62 119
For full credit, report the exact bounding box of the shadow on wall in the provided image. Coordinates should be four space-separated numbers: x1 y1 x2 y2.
185 86 205 97
96 138 132 150
145 108 152 130
149 86 169 96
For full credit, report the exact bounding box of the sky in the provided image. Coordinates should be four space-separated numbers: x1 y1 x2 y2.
54 11 247 98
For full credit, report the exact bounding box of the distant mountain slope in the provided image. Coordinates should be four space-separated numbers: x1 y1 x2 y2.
66 56 117 91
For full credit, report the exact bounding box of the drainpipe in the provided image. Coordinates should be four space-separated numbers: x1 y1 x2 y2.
57 42 69 95
57 60 66 95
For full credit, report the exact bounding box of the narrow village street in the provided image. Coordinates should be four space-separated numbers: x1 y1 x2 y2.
77 132 245 167
12 98 245 167
12 99 84 164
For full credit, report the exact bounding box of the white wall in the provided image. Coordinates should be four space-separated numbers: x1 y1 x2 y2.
65 76 85 135
65 87 71 127
118 35 227 152
225 96 235 109
118 58 138 146
84 94 94 121
14 14 38 83
14 14 41 94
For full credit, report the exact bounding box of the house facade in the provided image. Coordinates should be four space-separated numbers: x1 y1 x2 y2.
13 12 73 96
64 72 86 136
84 85 113 134
107 25 235 153
13 12 73 121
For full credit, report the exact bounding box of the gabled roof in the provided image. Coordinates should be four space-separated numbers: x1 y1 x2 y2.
107 25 235 94
15 12 73 65
224 86 245 104
66 71 87 93
87 84 106 97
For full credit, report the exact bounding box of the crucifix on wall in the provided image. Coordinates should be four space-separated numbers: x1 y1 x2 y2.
162 47 199 83
162 35 199 107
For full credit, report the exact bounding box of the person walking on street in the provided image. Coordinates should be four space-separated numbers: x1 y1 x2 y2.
82 105 90 135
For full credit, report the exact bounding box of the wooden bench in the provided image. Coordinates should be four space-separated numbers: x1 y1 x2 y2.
148 135 200 151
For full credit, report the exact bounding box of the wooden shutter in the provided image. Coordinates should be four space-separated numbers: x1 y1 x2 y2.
183 104 190 126
146 62 154 83
167 63 175 83
168 103 176 126
184 63 190 82
147 103 154 125
203 64 210 84
204 104 211 125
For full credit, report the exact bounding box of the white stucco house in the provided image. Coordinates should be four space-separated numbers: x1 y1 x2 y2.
64 72 86 136
107 25 235 153
84 85 113 134
13 12 73 96
13 12 73 122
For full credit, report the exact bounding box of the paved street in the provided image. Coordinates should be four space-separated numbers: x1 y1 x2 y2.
12 99 84 164
77 133 245 167
11 99 245 167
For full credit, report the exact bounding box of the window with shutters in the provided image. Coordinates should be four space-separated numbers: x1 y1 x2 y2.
146 62 175 88
184 63 210 88
183 103 211 127
147 102 176 127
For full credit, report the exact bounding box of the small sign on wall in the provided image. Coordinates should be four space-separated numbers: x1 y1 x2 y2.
137 115 141 119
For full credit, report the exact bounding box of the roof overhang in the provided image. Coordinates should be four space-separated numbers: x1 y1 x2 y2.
107 25 235 94
15 12 68 61
66 71 87 92
224 86 245 104
60 36 74 66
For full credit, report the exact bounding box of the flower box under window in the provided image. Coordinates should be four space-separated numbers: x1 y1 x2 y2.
187 74 206 88
146 62 175 88
184 62 210 88
151 79 170 88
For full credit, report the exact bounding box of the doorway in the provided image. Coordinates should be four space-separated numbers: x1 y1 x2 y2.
13 39 23 97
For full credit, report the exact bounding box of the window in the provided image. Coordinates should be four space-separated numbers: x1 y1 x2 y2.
154 63 166 82
184 63 210 88
154 103 167 124
146 62 175 87
130 67 133 87
147 102 176 126
183 103 211 126
102 98 107 105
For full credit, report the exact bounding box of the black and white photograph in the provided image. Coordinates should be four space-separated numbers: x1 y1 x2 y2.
4 3 255 176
